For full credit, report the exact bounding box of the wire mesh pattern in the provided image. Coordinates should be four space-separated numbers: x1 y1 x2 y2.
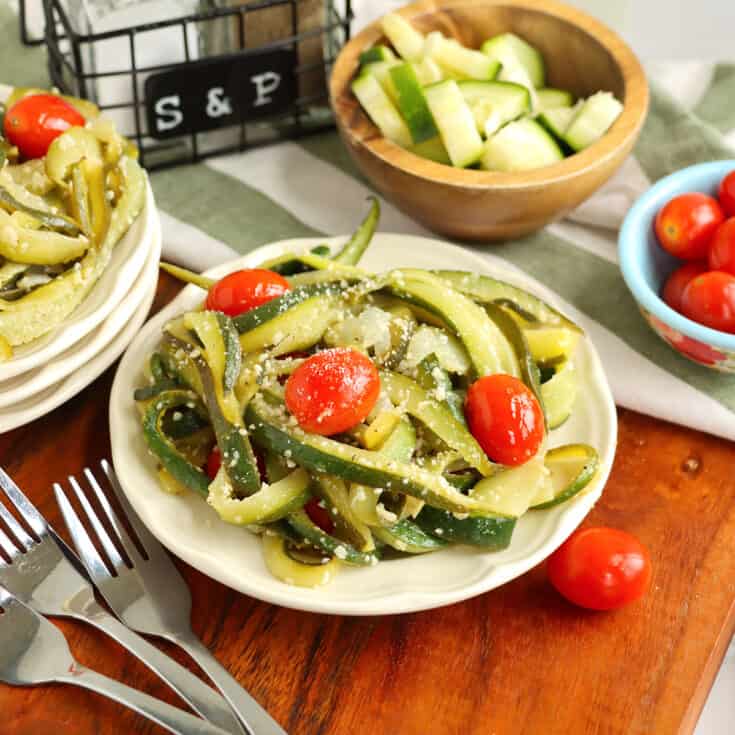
19 0 352 169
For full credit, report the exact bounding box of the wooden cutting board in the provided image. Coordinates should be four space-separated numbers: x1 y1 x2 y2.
1 273 734 735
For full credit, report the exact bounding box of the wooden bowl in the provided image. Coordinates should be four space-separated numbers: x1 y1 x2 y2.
329 0 649 242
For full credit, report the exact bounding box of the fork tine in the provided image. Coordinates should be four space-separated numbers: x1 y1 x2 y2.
0 526 18 558
100 460 160 557
66 476 127 573
54 484 111 581
0 498 34 551
83 468 143 565
0 467 47 537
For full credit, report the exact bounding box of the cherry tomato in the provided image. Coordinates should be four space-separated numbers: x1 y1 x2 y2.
205 269 290 317
205 445 222 480
547 527 652 611
708 218 735 275
718 170 735 217
284 348 380 436
464 374 544 466
654 193 724 260
661 261 707 312
304 497 335 534
3 94 85 160
681 271 735 333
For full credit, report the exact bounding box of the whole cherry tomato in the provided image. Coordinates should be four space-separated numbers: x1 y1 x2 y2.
654 193 724 260
205 269 290 317
718 170 735 217
205 445 222 480
464 374 544 466
547 527 652 611
284 348 380 435
708 218 735 275
681 271 735 333
661 261 707 313
304 497 335 534
3 94 85 160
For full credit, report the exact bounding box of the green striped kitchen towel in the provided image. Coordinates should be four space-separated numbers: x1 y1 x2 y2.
3 0 734 439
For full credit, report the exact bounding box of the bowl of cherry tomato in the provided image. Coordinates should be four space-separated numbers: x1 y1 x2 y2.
619 161 735 371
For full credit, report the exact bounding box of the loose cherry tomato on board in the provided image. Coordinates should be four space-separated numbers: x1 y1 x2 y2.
718 170 735 217
708 218 735 275
304 497 335 534
284 348 380 436
547 527 652 611
205 445 222 480
654 193 724 260
464 374 544 466
3 94 85 160
661 261 707 313
681 271 735 333
205 269 290 317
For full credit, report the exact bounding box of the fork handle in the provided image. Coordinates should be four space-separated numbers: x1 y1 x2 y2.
57 667 231 735
85 605 244 734
173 634 287 735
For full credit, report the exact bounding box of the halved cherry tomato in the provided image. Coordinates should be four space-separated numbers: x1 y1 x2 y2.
205 445 222 480
708 218 735 275
205 269 290 317
654 193 724 260
3 94 85 160
681 271 735 333
464 374 544 466
661 261 707 313
718 170 735 217
304 497 335 534
284 348 380 436
547 527 651 611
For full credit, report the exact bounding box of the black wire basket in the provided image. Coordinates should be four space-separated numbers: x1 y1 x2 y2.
19 0 352 170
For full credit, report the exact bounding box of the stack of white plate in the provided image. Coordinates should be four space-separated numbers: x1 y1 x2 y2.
0 183 161 432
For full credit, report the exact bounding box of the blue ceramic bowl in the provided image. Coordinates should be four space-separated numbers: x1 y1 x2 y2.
619 160 735 371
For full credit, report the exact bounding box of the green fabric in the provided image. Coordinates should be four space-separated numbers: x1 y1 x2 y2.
695 64 735 134
152 164 323 249
0 4 48 89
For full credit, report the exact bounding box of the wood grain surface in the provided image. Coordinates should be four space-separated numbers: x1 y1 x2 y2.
329 0 649 241
1 272 734 735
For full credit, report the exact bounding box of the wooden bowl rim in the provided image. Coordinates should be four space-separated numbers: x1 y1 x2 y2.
330 0 649 190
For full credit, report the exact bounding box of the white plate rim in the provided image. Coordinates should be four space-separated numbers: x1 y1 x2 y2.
110 234 617 616
0 181 158 381
0 228 160 432
0 217 161 408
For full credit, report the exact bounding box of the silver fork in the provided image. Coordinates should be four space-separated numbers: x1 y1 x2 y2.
0 585 230 735
0 466 243 735
55 460 286 735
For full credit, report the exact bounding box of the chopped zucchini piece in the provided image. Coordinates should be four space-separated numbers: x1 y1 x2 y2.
481 118 564 172
424 80 485 167
564 92 623 152
481 32 545 88
352 74 412 148
531 443 598 509
381 12 425 61
359 45 397 66
537 87 574 110
428 35 501 81
457 80 531 136
390 62 439 143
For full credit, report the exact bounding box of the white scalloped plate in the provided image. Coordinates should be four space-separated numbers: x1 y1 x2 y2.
0 227 160 432
110 234 617 616
0 181 157 382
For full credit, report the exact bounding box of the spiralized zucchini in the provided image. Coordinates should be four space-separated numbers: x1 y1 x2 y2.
0 88 144 358
138 200 599 588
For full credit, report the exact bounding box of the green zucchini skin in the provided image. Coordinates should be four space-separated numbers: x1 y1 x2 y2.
286 509 378 566
142 390 211 498
216 312 241 393
416 352 466 425
415 506 516 549
0 185 81 236
232 282 341 334
332 196 380 265
372 519 448 554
